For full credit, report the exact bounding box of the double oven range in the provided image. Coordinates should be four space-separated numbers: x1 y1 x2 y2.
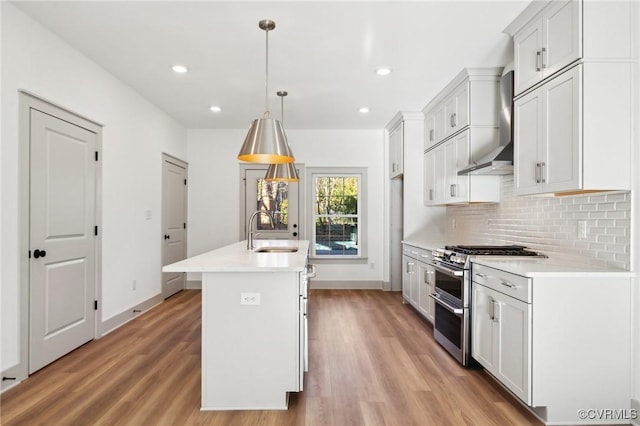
426 245 543 366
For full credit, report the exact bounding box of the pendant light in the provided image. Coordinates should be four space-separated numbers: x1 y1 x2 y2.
238 20 295 164
265 91 299 182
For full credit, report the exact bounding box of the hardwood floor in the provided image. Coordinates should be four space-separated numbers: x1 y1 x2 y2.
1 289 542 425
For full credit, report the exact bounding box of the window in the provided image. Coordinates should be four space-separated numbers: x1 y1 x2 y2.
307 168 367 260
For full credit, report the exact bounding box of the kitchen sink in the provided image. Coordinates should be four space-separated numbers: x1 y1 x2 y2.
253 246 298 253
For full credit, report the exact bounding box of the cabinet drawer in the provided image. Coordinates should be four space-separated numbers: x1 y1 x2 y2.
471 264 531 303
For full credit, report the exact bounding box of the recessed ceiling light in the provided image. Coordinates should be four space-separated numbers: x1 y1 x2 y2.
359 107 370 114
375 67 392 76
209 106 222 113
172 64 188 74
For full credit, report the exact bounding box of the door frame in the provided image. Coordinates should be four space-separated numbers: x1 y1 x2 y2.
10 91 103 389
238 163 305 241
161 153 188 298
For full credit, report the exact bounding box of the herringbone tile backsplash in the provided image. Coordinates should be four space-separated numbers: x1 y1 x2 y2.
446 176 632 270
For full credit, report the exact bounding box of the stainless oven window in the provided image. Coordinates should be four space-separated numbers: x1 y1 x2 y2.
435 302 462 350
434 269 463 301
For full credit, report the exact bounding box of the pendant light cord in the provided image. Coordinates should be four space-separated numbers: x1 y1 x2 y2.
265 28 269 116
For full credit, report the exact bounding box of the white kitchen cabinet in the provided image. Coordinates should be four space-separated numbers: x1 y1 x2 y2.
513 0 580 95
472 278 531 404
422 68 502 206
422 68 500 150
425 129 500 205
387 112 424 179
402 244 434 324
388 121 404 178
514 62 632 195
509 0 635 96
443 82 469 139
471 261 632 425
402 250 417 306
417 260 435 323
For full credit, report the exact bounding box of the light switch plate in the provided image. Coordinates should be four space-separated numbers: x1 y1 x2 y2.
240 292 260 305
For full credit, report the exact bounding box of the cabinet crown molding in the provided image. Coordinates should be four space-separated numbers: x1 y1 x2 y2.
386 111 423 130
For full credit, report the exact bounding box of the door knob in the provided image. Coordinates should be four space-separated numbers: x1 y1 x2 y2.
33 249 47 259
164 234 170 240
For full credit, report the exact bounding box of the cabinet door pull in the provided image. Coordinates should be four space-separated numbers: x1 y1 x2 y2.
475 273 487 279
541 47 547 69
501 281 516 289
489 299 496 321
450 184 457 197
535 162 541 183
541 162 546 183
536 50 542 72
452 113 456 127
429 129 434 141
429 188 433 201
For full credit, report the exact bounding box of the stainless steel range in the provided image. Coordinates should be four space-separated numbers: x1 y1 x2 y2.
427 245 543 366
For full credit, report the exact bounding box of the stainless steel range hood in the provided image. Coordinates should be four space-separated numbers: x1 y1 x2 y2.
457 141 513 175
458 70 514 176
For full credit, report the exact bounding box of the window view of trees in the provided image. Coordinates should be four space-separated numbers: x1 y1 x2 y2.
255 179 289 230
314 176 359 256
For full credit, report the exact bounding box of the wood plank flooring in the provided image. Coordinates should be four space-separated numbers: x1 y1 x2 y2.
1 289 543 425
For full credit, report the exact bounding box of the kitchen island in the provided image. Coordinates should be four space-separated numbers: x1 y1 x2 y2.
163 239 310 410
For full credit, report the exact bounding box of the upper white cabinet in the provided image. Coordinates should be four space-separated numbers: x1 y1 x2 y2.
387 112 424 179
508 0 635 195
423 68 500 151
508 0 635 96
389 121 404 178
513 0 580 95
423 68 502 205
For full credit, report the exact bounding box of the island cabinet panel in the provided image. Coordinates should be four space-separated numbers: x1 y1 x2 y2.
202 271 302 410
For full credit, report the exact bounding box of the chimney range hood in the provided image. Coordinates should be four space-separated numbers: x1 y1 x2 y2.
458 70 514 176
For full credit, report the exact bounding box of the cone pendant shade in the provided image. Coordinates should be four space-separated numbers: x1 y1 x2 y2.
238 113 294 163
265 162 299 182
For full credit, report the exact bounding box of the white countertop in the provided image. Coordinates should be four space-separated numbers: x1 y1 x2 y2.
162 239 310 273
401 239 446 252
471 257 635 278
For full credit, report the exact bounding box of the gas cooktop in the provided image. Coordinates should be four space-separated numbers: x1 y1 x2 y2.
433 245 545 269
444 245 541 256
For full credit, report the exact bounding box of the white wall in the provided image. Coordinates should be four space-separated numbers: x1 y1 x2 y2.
187 128 385 285
1 3 186 374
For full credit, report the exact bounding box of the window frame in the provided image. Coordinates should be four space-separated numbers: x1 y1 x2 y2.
306 167 367 262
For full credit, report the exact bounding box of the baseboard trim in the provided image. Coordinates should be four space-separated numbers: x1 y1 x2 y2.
99 293 164 337
1 364 26 393
310 280 382 290
631 398 640 426
186 280 202 290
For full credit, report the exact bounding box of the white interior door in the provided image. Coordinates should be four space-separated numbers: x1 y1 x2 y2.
243 168 300 241
29 108 97 374
162 155 188 298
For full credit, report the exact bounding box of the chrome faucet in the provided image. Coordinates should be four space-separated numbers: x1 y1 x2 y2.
247 210 275 250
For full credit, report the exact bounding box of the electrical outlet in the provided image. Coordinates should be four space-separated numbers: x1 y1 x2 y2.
369 261 375 270
145 210 152 220
577 220 588 239
451 218 457 229
240 292 260 305
132 280 137 291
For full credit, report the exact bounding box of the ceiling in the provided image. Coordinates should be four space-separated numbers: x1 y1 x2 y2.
11 1 529 130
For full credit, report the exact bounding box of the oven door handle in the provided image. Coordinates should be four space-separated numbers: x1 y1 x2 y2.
429 292 464 315
428 261 464 278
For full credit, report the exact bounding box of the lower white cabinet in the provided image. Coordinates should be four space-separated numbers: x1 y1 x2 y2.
402 244 434 324
471 262 632 425
417 261 435 323
472 279 531 404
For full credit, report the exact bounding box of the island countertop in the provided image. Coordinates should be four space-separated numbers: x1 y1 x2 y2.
162 239 310 273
